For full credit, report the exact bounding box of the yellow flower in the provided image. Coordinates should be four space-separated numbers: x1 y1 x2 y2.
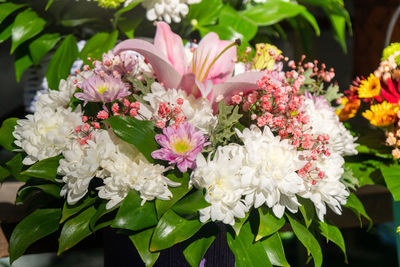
362 101 399 126
335 97 361 121
357 74 381 98
251 43 282 71
94 0 125 8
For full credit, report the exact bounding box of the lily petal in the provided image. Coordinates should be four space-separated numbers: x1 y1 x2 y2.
113 39 181 90
211 71 265 111
194 32 236 84
154 22 187 75
178 73 203 98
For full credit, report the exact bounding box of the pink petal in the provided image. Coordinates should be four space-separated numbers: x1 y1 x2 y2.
154 22 187 75
178 73 203 98
210 71 265 111
386 78 400 100
194 33 236 84
113 39 181 90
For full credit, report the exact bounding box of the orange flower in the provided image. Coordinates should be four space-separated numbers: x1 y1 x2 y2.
357 74 381 98
362 101 399 126
336 97 361 121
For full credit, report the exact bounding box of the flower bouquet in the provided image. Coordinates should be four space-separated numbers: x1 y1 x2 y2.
339 42 400 203
2 22 364 267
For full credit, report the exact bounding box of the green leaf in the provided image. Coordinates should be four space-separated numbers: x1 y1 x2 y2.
108 116 158 162
0 22 12 44
183 224 218 267
299 198 315 228
17 183 61 201
46 34 78 90
58 206 96 255
344 192 372 230
45 0 54 10
6 154 30 182
150 210 203 251
80 31 118 65
118 13 143 39
90 201 117 231
0 165 10 182
345 159 382 187
287 215 322 267
61 196 97 223
155 173 190 218
60 18 100 27
112 190 158 231
11 9 46 53
29 33 60 65
0 3 25 24
129 228 160 267
114 0 143 17
9 208 61 264
327 13 347 53
0 117 17 151
381 165 400 201
232 212 249 236
198 25 243 42
219 5 257 42
256 207 285 241
300 9 320 36
14 45 33 82
172 189 210 217
227 219 272 267
21 155 62 182
241 0 305 26
188 0 223 27
261 233 290 267
319 221 347 262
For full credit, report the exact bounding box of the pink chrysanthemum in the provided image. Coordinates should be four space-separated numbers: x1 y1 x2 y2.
75 73 130 104
151 122 208 172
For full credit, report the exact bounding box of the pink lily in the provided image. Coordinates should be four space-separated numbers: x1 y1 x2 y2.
113 22 264 110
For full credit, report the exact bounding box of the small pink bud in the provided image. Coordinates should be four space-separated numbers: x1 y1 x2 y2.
83 123 90 132
97 110 109 120
129 108 138 117
156 120 165 128
176 98 184 105
81 116 88 123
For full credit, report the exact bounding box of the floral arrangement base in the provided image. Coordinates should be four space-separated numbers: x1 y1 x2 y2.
103 226 234 267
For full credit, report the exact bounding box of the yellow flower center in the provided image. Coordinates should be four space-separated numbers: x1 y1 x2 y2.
362 101 399 126
96 83 109 94
172 138 192 154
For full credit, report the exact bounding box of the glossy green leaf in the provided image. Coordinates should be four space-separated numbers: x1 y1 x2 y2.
108 116 158 162
11 9 46 53
319 221 347 262
29 33 60 65
241 0 305 26
328 13 346 53
0 117 17 151
299 198 315 228
232 212 249 236
219 5 257 42
300 9 320 36
17 183 61 201
155 173 190 218
256 207 285 241
227 220 272 267
61 196 97 223
58 206 96 254
188 0 223 27
129 228 160 267
150 210 203 251
114 0 143 17
112 190 158 231
345 160 382 187
21 155 62 181
9 209 61 264
287 215 322 267
0 165 10 182
344 192 372 230
183 224 218 267
172 189 209 217
14 45 33 82
6 154 29 182
0 22 12 43
90 201 117 231
118 14 143 39
60 18 100 27
80 31 118 65
261 233 290 267
198 25 243 42
46 34 78 90
0 3 25 24
45 0 53 10
381 165 400 201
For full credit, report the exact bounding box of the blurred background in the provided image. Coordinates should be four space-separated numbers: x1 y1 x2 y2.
0 0 399 266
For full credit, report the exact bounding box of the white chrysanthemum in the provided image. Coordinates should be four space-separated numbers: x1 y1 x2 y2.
237 125 306 218
143 82 217 133
302 96 358 156
191 144 250 225
58 130 117 205
97 140 180 209
138 0 201 23
299 153 349 221
13 107 83 165
33 71 93 112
